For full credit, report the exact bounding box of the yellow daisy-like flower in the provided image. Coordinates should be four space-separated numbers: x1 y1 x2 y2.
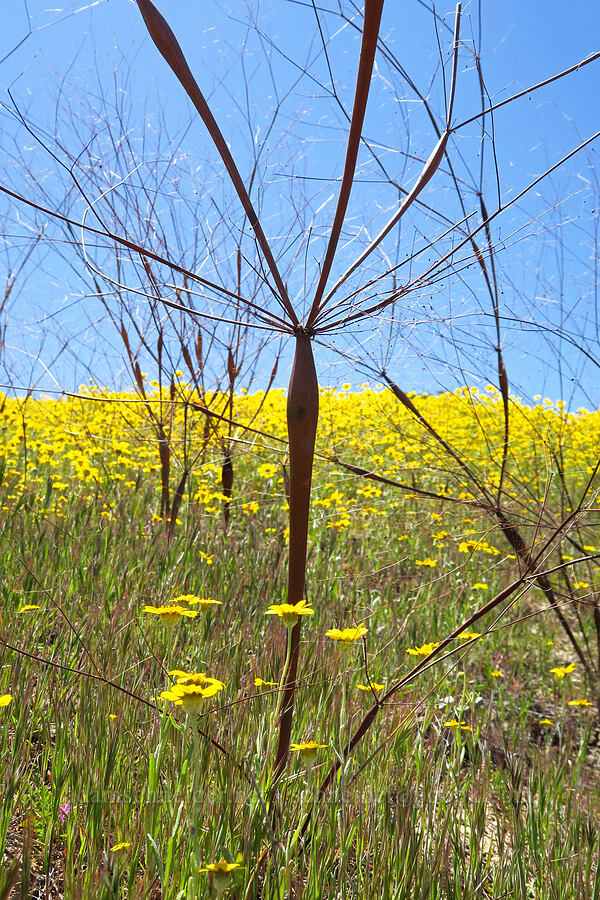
290 740 329 765
539 718 553 725
199 858 243 896
110 841 131 852
457 631 481 641
325 624 368 647
550 662 575 679
257 463 277 479
443 719 472 732
265 599 314 628
160 681 224 714
490 669 503 678
168 670 225 690
0 694 13 708
254 677 279 687
172 594 222 608
568 698 593 707
17 605 41 612
143 605 199 627
199 859 242 874
406 642 439 657
357 681 384 692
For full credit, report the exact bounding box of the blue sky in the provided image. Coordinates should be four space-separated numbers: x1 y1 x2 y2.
1 1 599 405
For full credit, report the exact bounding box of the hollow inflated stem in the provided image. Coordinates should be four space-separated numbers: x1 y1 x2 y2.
274 332 319 776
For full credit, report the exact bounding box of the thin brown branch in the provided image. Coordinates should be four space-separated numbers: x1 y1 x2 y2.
317 127 600 332
306 0 385 326
135 0 298 326
454 50 600 132
0 184 291 334
311 2 462 322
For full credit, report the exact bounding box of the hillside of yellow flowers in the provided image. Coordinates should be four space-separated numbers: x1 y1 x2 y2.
1 384 600 898
0 384 597 526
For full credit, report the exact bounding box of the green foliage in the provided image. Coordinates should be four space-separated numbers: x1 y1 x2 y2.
0 389 599 897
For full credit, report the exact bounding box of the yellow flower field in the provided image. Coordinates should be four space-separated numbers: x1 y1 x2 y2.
0 384 599 897
0 385 597 526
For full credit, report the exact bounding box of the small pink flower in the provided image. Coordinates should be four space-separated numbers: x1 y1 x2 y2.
59 801 71 822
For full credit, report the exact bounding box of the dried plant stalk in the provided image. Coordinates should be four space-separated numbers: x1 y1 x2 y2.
273 332 319 776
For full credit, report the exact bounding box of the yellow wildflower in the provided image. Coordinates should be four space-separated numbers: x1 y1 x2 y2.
160 681 224 714
199 859 242 874
550 662 575 679
168 670 225 690
0 695 13 708
443 719 472 731
199 858 243 896
457 631 481 641
357 682 384 692
254 677 279 687
325 624 368 647
143 605 199 627
172 594 222 608
568 698 593 707
290 740 328 765
406 642 439 657
266 599 314 628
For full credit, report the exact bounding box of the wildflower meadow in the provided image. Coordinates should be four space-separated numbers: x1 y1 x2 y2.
1 0 600 896
1 384 600 897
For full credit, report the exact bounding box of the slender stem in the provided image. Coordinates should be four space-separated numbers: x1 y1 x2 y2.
191 719 201 891
274 629 294 728
221 449 234 530
306 0 385 326
311 2 462 320
135 0 298 325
